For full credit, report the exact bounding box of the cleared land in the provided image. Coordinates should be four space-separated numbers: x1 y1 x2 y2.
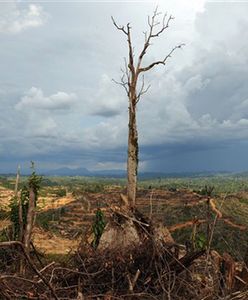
0 175 248 258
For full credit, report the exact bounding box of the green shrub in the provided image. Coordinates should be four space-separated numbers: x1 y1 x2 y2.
54 188 67 197
9 165 42 240
92 209 106 249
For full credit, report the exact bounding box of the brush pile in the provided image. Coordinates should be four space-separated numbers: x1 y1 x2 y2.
0 204 248 299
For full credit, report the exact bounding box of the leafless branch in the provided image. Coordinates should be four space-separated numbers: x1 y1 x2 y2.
111 16 128 35
136 8 177 73
138 43 185 73
150 15 174 38
112 16 135 76
124 57 131 85
136 75 151 104
112 76 129 96
113 56 132 96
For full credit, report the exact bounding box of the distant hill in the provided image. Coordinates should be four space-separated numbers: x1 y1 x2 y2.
0 168 237 178
42 167 125 177
44 167 91 176
41 169 231 178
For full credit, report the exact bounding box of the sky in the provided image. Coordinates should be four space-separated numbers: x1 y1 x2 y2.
1 0 248 173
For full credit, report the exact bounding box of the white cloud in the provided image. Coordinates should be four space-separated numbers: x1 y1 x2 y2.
87 74 126 117
15 87 78 111
0 2 47 34
11 87 79 147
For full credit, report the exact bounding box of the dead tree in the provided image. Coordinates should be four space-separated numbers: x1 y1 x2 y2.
14 165 25 273
23 186 35 256
14 165 20 196
15 165 24 242
23 166 41 258
112 8 184 206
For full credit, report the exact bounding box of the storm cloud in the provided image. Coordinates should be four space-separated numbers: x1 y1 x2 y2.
1 0 248 173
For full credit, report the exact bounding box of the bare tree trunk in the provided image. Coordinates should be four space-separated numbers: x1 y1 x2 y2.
14 165 24 273
14 165 20 196
18 198 23 241
23 187 35 256
19 193 24 274
14 165 24 242
127 101 138 206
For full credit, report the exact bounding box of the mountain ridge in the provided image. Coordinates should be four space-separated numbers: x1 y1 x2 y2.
0 167 234 178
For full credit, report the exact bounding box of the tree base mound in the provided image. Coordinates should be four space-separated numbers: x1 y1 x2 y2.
96 207 174 253
73 205 208 298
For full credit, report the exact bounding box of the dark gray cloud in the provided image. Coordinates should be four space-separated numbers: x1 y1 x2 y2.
142 141 248 173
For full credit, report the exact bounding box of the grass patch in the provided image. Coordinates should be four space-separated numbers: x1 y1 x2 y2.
0 210 9 220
